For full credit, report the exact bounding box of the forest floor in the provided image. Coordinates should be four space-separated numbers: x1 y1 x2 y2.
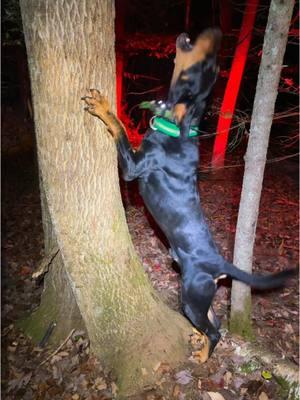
2 142 299 400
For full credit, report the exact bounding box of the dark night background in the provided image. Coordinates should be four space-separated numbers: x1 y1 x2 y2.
1 0 299 399
2 0 299 156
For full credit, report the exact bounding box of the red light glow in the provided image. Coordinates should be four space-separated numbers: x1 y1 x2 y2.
212 0 259 168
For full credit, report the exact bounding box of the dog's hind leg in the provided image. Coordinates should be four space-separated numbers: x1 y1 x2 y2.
182 272 221 358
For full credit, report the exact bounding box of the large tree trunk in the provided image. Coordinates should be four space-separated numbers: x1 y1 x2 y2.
230 0 295 337
19 0 191 395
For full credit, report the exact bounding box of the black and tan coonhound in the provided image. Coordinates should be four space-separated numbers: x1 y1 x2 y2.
82 28 294 358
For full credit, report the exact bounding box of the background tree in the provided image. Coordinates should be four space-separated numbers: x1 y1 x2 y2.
230 0 295 337
19 0 191 396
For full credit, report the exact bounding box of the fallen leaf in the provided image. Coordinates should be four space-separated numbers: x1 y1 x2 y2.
175 370 193 385
201 394 213 400
207 392 226 400
96 383 107 391
8 371 32 392
146 394 155 400
258 392 269 400
233 376 246 389
50 355 62 364
284 324 294 334
94 377 107 391
223 371 232 386
52 364 62 383
209 367 226 385
57 351 69 357
153 263 161 271
111 382 118 396
157 362 171 374
153 361 161 372
278 239 285 255
173 384 181 397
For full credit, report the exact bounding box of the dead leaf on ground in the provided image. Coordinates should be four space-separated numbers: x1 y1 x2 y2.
173 383 181 397
175 370 193 385
223 371 232 387
8 371 32 392
207 392 226 400
258 392 269 400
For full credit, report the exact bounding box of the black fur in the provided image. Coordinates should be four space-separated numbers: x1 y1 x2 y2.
86 29 295 356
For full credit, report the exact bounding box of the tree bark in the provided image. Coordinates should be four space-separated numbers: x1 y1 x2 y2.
230 0 295 337
19 0 191 395
20 176 85 344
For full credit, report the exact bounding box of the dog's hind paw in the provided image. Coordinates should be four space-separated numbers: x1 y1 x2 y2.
189 328 210 363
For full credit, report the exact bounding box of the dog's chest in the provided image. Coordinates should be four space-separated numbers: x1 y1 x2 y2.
163 141 199 177
140 133 199 184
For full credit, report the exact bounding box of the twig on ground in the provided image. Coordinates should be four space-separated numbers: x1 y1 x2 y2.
38 328 75 367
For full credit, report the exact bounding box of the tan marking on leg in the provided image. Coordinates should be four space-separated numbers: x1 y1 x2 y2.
173 103 187 123
190 328 210 363
193 338 210 363
82 89 125 140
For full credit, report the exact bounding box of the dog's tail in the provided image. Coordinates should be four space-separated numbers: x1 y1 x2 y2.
224 262 296 290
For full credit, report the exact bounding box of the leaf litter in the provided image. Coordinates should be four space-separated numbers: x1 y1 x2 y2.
2 151 299 399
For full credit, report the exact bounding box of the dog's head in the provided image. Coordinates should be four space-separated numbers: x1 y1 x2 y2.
168 28 222 134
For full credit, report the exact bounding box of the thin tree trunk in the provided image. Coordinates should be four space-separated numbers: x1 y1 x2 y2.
19 1 191 395
230 0 295 337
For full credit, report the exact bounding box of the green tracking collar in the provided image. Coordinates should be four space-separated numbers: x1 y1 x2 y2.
150 116 199 138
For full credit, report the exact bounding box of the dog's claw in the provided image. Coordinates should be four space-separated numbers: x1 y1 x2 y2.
89 88 101 101
81 89 112 125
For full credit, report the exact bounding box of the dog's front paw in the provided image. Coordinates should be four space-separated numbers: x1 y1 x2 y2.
81 89 111 123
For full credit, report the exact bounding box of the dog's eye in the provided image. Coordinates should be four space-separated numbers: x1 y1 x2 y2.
181 74 189 81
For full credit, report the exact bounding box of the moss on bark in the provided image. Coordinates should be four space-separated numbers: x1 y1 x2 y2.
18 282 58 343
18 254 84 345
230 295 254 340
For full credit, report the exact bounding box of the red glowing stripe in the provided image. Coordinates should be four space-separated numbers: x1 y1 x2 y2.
212 0 259 168
116 53 123 118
